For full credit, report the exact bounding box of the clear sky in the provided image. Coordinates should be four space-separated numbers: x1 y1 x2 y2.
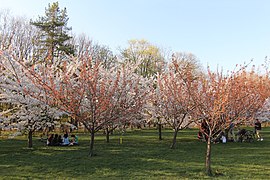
1 0 270 71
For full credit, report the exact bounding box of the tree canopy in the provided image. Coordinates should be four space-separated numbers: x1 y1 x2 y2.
121 39 166 78
31 2 74 62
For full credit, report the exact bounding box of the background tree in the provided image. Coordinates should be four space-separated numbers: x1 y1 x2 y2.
171 52 203 77
120 39 166 78
31 2 74 63
0 10 40 63
72 34 117 69
143 103 165 140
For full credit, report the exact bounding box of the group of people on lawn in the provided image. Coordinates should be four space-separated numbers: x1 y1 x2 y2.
47 133 78 146
198 119 263 143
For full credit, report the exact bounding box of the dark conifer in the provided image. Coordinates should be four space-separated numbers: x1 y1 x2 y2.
31 2 74 63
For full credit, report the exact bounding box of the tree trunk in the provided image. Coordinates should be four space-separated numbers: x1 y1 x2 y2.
170 129 178 149
205 137 212 176
89 131 95 157
28 130 33 148
158 123 162 140
111 128 114 135
106 127 110 143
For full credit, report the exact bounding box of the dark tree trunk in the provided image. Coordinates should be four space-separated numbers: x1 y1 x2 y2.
170 129 178 149
28 130 33 148
89 131 95 157
205 136 212 176
158 123 162 140
106 127 110 143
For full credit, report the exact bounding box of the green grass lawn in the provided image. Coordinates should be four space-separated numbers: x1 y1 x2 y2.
0 128 270 179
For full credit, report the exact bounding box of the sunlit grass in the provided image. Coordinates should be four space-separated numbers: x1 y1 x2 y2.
0 128 270 179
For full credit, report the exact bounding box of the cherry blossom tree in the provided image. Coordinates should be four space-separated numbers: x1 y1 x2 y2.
225 67 270 126
151 61 197 149
256 99 270 122
18 50 150 156
190 65 270 176
0 50 63 148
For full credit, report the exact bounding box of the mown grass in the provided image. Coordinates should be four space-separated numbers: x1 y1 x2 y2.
0 128 270 179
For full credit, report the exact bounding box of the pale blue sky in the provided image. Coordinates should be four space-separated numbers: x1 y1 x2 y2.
1 0 270 71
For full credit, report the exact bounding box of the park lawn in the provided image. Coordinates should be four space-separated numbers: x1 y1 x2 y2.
0 128 270 179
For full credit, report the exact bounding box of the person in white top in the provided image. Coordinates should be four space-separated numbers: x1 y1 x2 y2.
62 133 70 146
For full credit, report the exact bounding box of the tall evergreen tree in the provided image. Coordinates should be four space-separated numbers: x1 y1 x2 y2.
31 2 74 62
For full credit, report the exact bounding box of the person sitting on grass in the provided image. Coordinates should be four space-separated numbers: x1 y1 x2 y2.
52 134 59 146
57 134 63 145
236 128 246 142
47 134 54 146
61 133 70 146
69 134 79 146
